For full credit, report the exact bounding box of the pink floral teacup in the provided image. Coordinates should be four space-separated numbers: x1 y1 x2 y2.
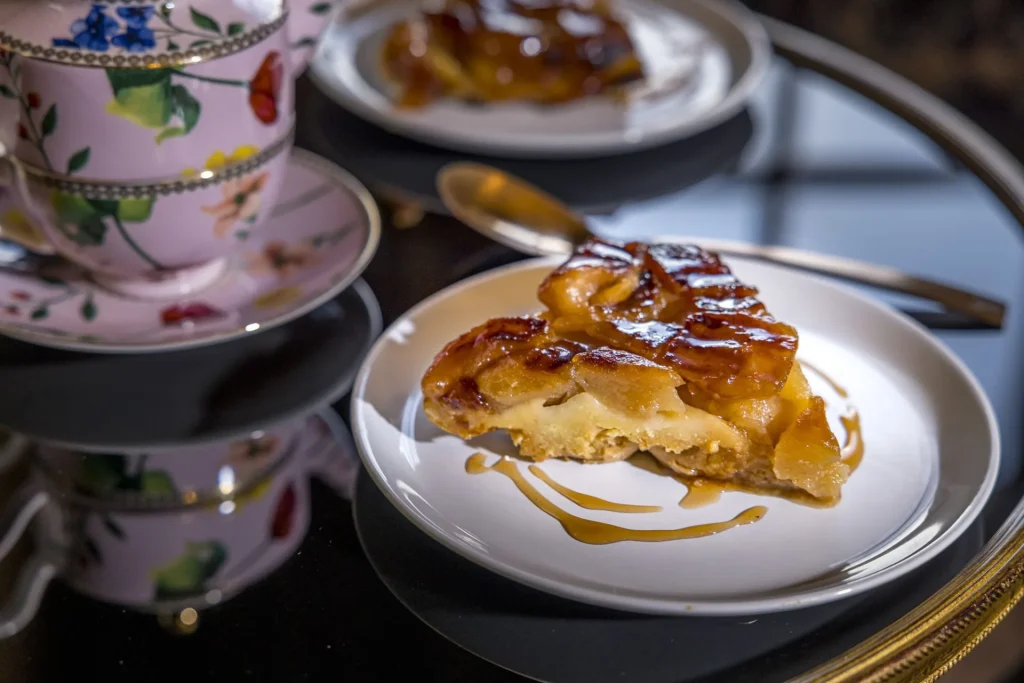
0 0 340 182
0 0 341 299
0 130 292 298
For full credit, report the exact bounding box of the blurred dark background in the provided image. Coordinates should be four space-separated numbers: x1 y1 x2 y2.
740 4 1024 681
745 0 1024 160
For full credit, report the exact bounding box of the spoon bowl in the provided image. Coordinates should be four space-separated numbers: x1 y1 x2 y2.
436 162 590 256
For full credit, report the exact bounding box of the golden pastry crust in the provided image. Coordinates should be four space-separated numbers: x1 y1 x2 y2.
421 239 849 503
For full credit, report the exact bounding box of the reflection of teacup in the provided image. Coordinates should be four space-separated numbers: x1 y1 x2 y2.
0 410 358 636
35 415 308 506
0 130 292 299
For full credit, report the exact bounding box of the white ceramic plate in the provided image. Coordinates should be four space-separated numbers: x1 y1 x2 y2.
351 256 999 615
309 0 770 158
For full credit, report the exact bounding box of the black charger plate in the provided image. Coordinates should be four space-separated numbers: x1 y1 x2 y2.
0 280 381 449
354 470 985 683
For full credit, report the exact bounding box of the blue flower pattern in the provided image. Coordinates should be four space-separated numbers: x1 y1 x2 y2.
52 4 157 53
111 7 156 53
52 4 119 51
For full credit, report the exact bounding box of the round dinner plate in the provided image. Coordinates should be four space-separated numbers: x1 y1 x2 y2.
351 256 999 615
309 0 770 158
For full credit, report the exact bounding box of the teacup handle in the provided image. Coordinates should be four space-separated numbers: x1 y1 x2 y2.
0 478 62 638
303 411 358 500
0 432 28 473
0 142 55 255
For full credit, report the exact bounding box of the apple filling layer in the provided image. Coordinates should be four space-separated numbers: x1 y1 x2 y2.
422 240 850 503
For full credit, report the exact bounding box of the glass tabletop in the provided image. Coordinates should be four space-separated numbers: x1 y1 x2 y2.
1 23 1023 683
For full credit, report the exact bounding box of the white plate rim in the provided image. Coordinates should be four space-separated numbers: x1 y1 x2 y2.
309 0 772 158
351 255 1000 615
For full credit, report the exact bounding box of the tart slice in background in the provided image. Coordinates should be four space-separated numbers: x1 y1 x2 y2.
381 0 646 108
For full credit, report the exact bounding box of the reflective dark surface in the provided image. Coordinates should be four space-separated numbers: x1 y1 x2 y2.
0 52 1022 682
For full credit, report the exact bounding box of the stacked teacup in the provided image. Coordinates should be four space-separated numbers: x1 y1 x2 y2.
0 410 358 637
0 0 337 301
0 0 379 637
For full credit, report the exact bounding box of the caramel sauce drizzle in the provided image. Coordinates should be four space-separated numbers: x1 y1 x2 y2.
466 453 766 544
799 360 848 398
527 465 662 513
839 410 864 472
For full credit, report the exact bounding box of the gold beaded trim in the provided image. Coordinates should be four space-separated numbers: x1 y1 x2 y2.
22 125 295 199
0 10 288 70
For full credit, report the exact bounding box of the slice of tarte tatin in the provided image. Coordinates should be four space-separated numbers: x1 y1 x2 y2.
381 0 645 108
421 239 850 504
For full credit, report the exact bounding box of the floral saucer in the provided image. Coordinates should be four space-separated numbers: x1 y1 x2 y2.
0 150 380 353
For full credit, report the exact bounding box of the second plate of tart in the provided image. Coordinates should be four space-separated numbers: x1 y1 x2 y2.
310 0 770 157
351 241 998 615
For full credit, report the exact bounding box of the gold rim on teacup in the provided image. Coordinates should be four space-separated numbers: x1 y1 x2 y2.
0 8 290 71
13 123 295 199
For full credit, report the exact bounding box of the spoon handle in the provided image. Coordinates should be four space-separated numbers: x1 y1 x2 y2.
689 238 1006 330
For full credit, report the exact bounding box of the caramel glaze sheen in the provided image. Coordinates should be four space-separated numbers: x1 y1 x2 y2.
381 0 646 108
539 240 800 400
423 240 805 424
467 454 767 544
527 464 662 513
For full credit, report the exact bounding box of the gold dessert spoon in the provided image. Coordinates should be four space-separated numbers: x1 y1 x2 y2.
436 161 1006 330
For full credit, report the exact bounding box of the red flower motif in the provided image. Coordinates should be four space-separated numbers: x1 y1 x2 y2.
17 124 28 140
270 483 296 540
160 303 226 326
3 305 19 316
10 290 30 301
248 51 282 125
26 93 40 109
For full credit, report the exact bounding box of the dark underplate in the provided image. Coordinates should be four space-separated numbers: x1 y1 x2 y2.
354 470 985 683
0 280 381 449
297 78 755 214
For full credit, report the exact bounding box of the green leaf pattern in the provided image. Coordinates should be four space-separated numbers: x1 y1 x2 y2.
101 3 262 141
40 104 56 137
152 541 228 601
105 68 204 143
50 191 162 271
80 294 97 321
150 4 248 51
0 52 85 174
189 7 221 34
79 454 178 498
66 147 91 174
23 278 97 323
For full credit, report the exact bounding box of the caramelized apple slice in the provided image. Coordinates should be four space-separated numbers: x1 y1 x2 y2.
773 397 847 500
571 348 684 417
